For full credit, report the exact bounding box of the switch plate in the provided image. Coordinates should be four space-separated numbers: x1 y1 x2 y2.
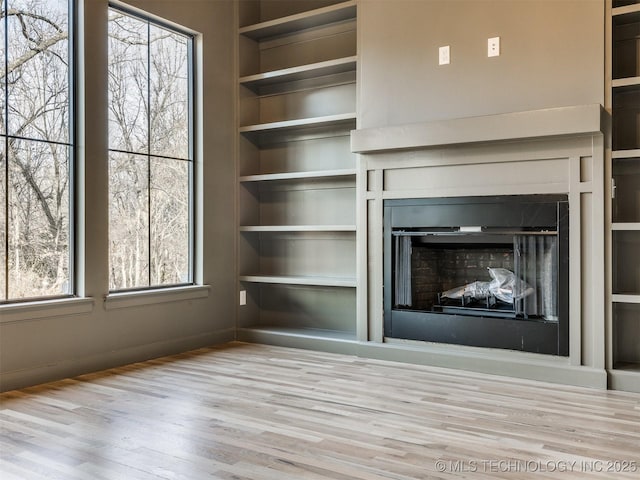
439 45 450 65
488 37 500 57
239 290 246 306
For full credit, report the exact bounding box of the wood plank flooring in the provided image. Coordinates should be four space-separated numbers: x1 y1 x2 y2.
1 342 639 479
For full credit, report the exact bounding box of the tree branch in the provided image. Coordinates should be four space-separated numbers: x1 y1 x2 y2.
0 9 68 80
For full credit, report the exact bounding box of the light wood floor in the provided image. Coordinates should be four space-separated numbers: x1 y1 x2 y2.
1 343 639 479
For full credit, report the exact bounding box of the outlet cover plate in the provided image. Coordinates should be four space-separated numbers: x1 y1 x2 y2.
488 37 500 57
439 45 450 65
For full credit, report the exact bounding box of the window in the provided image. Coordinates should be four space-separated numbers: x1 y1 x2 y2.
1 0 73 302
108 6 193 291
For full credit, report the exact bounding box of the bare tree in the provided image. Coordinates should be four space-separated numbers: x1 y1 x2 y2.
1 0 70 300
0 2 191 299
107 9 190 290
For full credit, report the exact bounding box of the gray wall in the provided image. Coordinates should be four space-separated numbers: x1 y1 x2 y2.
358 0 604 128
354 0 607 388
0 0 237 391
1 0 608 391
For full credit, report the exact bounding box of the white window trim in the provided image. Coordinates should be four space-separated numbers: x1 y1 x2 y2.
104 284 210 310
1 297 95 324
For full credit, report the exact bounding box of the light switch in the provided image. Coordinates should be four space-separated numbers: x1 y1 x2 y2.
439 45 450 65
239 290 246 306
488 37 500 57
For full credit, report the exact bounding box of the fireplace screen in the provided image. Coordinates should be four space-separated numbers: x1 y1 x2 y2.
394 231 558 321
384 195 569 355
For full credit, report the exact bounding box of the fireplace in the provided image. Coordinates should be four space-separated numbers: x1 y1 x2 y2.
383 194 569 355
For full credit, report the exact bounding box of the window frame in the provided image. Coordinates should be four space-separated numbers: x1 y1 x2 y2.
0 0 77 304
107 3 196 294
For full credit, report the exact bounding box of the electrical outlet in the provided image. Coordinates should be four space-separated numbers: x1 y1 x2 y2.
438 45 450 65
239 290 246 306
488 37 500 57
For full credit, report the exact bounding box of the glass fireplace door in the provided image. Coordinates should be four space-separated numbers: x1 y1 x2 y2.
384 195 569 355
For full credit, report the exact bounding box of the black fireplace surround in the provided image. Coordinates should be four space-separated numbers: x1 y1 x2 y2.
383 195 569 356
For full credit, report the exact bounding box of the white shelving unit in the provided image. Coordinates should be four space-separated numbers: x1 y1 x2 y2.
608 0 640 391
237 0 358 343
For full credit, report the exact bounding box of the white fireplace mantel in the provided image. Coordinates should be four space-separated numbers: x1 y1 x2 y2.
351 104 605 154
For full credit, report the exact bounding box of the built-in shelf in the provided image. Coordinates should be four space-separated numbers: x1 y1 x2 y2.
613 3 640 17
239 169 356 183
612 222 640 230
612 294 640 303
240 225 356 232
238 0 358 345
239 1 356 40
239 113 356 135
609 0 640 394
609 368 640 392
237 326 358 355
612 77 640 89
240 274 356 287
612 149 640 158
240 56 357 90
612 362 640 372
239 325 357 341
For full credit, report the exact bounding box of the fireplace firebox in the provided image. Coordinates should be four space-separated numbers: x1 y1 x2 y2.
383 195 569 355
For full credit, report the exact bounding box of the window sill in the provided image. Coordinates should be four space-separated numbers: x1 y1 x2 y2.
0 297 95 324
104 285 210 310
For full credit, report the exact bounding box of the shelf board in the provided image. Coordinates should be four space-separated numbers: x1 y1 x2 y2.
612 149 640 159
239 274 356 287
239 325 357 342
239 1 357 40
612 294 640 303
611 222 640 230
613 3 640 18
237 326 359 355
239 113 356 135
240 225 356 232
239 168 356 183
608 368 640 393
612 362 640 372
240 56 357 90
612 76 640 89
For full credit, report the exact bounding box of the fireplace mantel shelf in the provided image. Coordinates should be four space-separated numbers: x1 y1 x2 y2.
350 104 605 154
